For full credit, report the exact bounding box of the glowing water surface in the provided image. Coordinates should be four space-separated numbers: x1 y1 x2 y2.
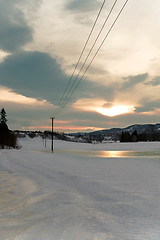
53 149 160 158
97 150 160 158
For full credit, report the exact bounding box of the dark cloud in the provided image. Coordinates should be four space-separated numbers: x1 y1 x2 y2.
77 79 114 101
65 0 100 12
122 73 148 90
0 50 114 106
0 51 68 104
145 76 160 86
135 99 160 113
0 0 32 52
103 102 113 108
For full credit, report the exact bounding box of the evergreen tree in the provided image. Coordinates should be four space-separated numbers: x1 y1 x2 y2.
131 130 138 142
0 108 18 149
0 108 7 124
120 131 132 142
0 108 9 133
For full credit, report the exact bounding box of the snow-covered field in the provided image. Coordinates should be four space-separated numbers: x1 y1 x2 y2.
0 138 160 240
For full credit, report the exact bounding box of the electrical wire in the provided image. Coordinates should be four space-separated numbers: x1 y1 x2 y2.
55 0 119 117
55 0 130 116
53 0 106 117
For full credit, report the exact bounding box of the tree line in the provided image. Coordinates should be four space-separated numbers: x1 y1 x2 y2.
120 129 160 142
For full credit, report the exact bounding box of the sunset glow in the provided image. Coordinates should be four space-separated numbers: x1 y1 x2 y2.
100 151 125 158
26 125 102 132
74 98 135 117
0 87 48 105
96 105 135 117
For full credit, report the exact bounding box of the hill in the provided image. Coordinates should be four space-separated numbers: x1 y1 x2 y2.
13 123 160 143
68 123 160 142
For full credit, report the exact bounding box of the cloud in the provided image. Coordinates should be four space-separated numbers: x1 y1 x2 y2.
0 0 33 52
0 48 116 106
77 78 115 100
65 0 100 12
0 86 50 105
122 73 148 90
135 99 160 113
145 76 160 86
0 51 69 104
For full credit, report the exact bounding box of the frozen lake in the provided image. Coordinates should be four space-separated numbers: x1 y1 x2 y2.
0 138 160 240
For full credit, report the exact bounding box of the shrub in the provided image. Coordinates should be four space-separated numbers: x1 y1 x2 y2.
0 130 18 149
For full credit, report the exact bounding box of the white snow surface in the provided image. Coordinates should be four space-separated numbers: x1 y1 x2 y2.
0 138 160 240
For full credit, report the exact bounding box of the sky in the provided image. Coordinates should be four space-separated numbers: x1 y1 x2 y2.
0 0 160 133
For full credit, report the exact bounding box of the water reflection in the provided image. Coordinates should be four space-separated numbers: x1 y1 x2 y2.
39 149 160 158
99 151 125 158
96 150 160 158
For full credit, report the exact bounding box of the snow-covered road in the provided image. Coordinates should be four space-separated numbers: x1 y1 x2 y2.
0 138 160 240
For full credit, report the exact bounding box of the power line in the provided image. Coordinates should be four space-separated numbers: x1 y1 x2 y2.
55 0 119 117
53 0 106 117
55 0 130 116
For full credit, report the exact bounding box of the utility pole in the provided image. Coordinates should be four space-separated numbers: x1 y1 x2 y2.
50 117 55 152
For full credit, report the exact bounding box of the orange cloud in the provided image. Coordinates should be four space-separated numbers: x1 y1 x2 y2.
0 87 39 104
0 87 52 106
139 108 160 116
55 120 71 124
26 125 102 132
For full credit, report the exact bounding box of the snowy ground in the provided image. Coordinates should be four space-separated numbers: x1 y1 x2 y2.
0 138 160 240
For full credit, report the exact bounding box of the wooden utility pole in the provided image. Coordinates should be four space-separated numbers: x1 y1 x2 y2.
50 117 55 152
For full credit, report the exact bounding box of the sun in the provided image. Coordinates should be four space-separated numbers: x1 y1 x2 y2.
73 98 135 117
96 105 135 117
